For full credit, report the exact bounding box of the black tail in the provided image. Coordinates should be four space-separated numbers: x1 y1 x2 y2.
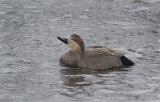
120 56 134 66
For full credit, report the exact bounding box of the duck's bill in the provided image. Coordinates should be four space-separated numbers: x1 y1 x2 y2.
57 37 68 44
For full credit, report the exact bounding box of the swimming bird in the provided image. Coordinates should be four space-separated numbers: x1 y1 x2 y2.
57 34 134 70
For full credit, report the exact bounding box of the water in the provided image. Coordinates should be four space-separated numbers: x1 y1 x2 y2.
0 0 160 102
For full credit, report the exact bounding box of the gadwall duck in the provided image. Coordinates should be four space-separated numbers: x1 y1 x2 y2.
57 34 134 70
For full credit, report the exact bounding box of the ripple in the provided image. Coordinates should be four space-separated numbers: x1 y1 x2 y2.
131 7 151 12
23 6 37 9
0 68 15 73
104 21 135 26
64 14 72 18
49 18 60 22
0 11 5 15
149 75 160 80
79 15 89 19
0 19 5 22
146 0 160 3
129 89 153 95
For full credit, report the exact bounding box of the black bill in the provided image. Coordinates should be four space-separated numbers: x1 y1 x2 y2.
57 37 68 44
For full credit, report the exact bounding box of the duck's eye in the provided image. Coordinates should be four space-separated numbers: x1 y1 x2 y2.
72 39 79 45
72 39 76 42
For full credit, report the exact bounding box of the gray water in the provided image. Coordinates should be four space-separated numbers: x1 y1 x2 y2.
0 0 160 102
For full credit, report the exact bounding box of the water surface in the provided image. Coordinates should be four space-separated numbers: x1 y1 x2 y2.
0 0 160 102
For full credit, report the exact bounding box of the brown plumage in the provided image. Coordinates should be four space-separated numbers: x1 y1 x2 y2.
57 34 134 70
70 34 85 53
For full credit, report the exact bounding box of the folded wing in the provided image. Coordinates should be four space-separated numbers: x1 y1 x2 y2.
86 46 130 58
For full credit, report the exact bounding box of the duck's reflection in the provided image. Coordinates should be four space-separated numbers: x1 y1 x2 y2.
60 67 92 87
60 66 129 87
60 66 130 98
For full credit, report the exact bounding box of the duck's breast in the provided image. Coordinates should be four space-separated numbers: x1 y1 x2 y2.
60 52 79 67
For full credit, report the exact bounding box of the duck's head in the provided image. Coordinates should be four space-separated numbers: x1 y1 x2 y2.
57 34 84 54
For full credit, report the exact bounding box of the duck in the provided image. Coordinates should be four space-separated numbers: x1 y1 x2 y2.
57 34 134 70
